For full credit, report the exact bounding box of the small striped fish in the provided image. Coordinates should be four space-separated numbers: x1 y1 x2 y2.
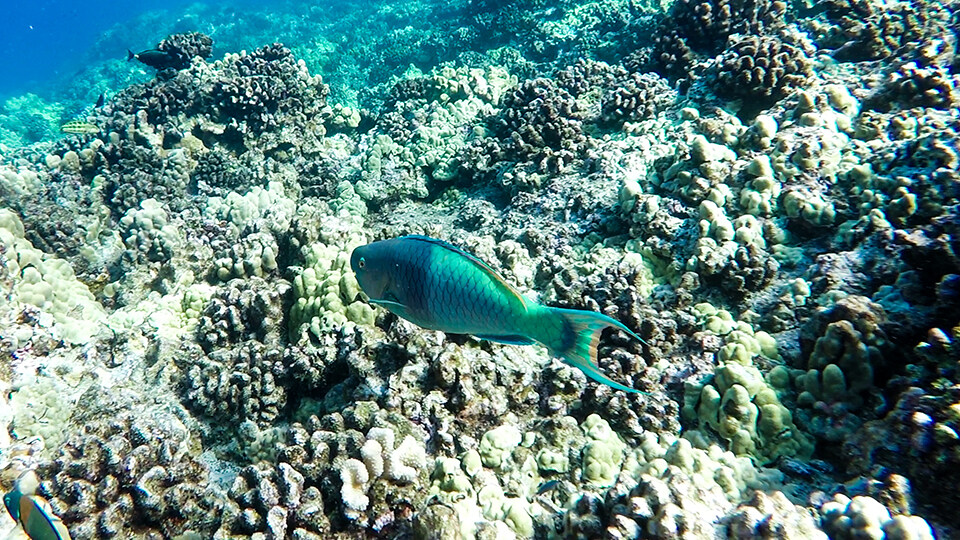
60 120 99 134
351 235 646 393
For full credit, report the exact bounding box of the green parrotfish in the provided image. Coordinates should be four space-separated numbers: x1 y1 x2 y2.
350 235 646 393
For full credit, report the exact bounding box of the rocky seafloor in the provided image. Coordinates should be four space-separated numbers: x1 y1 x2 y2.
0 0 959 538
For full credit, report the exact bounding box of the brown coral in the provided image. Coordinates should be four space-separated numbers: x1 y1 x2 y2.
715 35 814 104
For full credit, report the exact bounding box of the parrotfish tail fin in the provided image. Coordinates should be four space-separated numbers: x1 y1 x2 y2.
127 50 135 61
546 307 648 394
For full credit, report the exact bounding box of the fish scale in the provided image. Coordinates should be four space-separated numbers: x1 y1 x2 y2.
351 235 647 393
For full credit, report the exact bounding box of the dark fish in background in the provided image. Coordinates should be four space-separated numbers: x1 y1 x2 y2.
95 93 104 108
127 48 180 70
536 479 561 496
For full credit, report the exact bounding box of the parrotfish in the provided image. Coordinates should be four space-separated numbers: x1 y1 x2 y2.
17 494 71 540
3 471 71 540
350 235 646 393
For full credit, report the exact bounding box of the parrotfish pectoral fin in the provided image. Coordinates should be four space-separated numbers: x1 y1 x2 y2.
369 298 412 318
476 334 536 346
548 307 647 394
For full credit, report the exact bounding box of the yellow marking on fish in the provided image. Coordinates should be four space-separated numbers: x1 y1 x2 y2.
60 120 99 134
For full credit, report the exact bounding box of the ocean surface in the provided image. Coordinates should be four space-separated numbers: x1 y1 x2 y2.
0 0 958 538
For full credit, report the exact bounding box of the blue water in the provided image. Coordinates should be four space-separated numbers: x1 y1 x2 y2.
0 0 256 99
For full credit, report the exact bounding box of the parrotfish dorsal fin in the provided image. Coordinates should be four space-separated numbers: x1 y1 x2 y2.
402 235 529 308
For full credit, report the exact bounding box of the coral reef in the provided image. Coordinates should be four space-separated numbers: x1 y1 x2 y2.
0 0 958 537
715 35 815 106
653 0 788 78
156 32 214 70
35 408 225 539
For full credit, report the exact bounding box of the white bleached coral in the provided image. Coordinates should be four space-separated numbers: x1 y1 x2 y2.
820 494 934 540
340 427 428 520
340 458 370 519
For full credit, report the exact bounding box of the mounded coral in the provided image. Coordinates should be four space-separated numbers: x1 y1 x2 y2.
804 0 953 63
288 220 373 341
0 0 958 537
879 61 960 111
0 210 106 346
489 77 588 173
601 72 676 127
118 198 180 264
156 32 214 70
35 409 226 539
820 494 935 540
212 44 329 131
653 0 788 78
715 34 815 108
684 308 813 462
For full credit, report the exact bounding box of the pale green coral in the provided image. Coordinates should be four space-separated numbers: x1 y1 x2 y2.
685 317 812 462
180 283 215 321
204 181 296 233
699 199 735 242
783 190 836 226
289 228 374 339
579 414 627 488
479 424 522 470
211 231 278 281
616 430 784 537
330 180 367 218
695 304 738 335
357 134 415 196
8 373 79 454
821 494 934 540
536 447 569 473
119 199 182 263
324 103 362 130
0 165 42 198
0 210 105 346
429 457 474 501
413 97 495 182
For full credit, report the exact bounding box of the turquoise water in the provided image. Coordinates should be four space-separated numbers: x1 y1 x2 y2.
0 0 957 538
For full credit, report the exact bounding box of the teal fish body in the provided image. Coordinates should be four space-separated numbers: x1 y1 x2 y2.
351 236 646 393
19 495 71 540
351 236 527 335
4 487 21 522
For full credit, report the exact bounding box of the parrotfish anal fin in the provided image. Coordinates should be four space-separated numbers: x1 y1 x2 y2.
476 334 536 346
401 235 528 309
548 307 648 394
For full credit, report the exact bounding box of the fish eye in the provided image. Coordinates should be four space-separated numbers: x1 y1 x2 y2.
358 257 365 269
